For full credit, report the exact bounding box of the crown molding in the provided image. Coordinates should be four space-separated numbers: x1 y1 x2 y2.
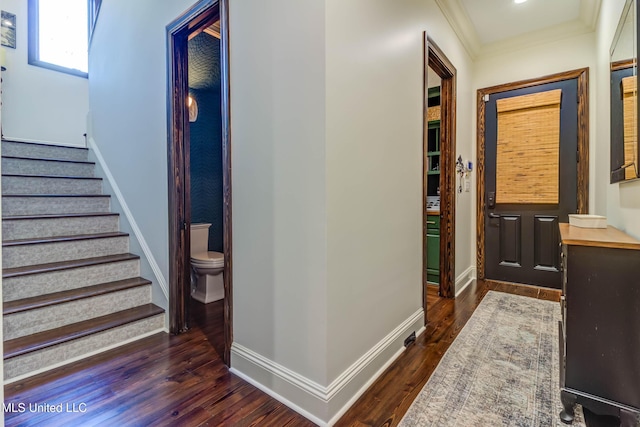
580 0 602 31
434 0 481 60
478 19 595 59
436 0 601 60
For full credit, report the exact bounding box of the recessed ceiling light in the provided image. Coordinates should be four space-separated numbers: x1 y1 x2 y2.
514 0 527 3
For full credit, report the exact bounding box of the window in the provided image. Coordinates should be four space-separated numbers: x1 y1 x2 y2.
28 0 88 77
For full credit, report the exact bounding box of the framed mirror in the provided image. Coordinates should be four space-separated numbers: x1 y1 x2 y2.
611 0 639 183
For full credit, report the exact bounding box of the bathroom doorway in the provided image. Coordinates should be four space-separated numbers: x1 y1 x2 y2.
423 35 457 323
186 19 225 358
167 0 233 365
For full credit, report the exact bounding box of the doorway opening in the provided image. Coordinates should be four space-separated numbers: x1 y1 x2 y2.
167 0 232 365
423 35 457 323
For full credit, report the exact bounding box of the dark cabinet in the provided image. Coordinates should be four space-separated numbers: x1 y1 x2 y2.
559 223 640 425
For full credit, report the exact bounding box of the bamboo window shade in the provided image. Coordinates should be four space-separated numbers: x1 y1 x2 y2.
495 89 562 204
428 105 441 122
622 76 638 180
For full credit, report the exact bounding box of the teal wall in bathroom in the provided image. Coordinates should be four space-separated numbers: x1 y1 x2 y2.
189 32 223 253
189 88 223 253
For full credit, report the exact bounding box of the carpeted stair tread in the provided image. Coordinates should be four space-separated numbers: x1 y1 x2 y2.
3 253 141 278
1 139 89 152
2 194 109 198
3 278 152 315
3 212 118 221
3 231 128 247
4 304 165 360
1 173 102 180
1 155 95 166
2 195 111 216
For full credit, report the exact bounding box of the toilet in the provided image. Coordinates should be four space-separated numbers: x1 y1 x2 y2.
190 223 224 303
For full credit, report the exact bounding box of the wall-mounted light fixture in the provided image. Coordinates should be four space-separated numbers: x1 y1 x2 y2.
188 95 198 122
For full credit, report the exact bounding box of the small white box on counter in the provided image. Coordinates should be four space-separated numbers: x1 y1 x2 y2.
568 214 607 228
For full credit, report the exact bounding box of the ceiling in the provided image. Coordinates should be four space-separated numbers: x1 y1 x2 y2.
428 67 441 89
435 0 602 58
187 3 604 84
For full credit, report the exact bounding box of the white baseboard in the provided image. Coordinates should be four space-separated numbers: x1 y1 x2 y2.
327 323 427 425
1 136 86 148
87 137 169 301
231 308 424 425
229 367 327 426
455 265 477 297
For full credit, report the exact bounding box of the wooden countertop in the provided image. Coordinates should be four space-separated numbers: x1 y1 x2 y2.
559 223 640 250
426 210 440 216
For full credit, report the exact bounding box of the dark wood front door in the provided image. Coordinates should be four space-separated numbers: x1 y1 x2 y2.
484 78 579 288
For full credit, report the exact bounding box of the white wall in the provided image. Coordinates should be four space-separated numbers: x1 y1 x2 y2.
597 0 640 239
1 0 88 146
88 0 197 308
89 0 331 420
325 0 475 388
229 0 328 384
474 31 600 215
85 0 510 423
229 0 476 422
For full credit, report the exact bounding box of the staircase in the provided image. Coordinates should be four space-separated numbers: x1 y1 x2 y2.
1 140 165 382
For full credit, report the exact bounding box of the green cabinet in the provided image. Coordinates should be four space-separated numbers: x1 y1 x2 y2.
426 86 440 285
426 215 440 284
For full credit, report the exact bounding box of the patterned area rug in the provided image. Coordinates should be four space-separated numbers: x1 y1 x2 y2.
399 291 585 427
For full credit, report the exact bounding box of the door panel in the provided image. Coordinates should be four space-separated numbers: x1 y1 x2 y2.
485 78 578 288
533 216 560 271
499 215 521 266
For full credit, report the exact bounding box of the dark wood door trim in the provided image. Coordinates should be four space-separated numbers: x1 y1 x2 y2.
423 34 457 324
611 58 636 72
476 68 589 280
167 0 233 365
219 0 233 365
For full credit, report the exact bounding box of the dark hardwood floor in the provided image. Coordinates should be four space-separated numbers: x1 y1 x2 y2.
5 280 562 427
334 279 560 427
4 299 315 426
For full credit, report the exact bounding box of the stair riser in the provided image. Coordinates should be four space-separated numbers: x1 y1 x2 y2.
3 236 129 269
1 141 88 162
3 259 140 302
4 314 165 381
3 216 119 240
2 158 94 177
2 176 102 195
4 286 152 340
2 197 110 216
